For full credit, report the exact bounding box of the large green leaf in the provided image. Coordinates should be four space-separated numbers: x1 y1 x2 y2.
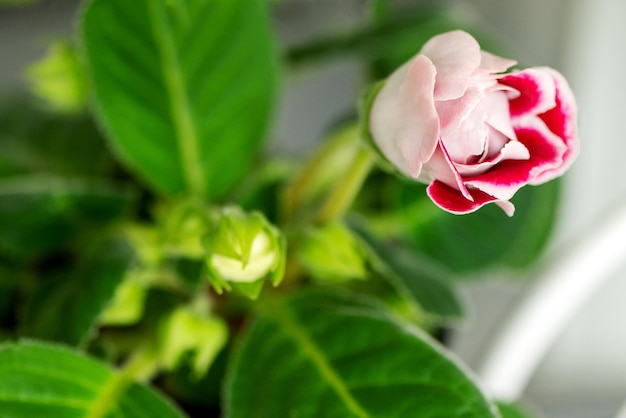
226 290 497 418
0 175 135 261
80 0 279 198
0 341 187 418
21 239 133 347
395 180 560 275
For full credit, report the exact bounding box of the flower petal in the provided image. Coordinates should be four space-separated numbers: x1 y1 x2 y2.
533 67 579 183
456 139 530 176
465 118 566 200
437 87 488 163
427 181 515 216
499 68 557 117
478 51 517 74
419 30 482 101
420 141 473 200
485 89 517 140
369 55 440 178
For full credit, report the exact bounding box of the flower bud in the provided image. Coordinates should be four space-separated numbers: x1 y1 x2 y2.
100 274 147 326
158 304 228 379
204 207 285 299
297 222 367 282
27 41 86 113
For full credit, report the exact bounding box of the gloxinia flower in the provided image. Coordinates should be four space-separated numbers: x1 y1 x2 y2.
368 30 578 216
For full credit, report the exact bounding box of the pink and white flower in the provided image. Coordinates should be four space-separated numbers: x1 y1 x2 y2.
368 30 578 216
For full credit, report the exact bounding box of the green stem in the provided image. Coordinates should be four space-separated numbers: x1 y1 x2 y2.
281 125 361 222
316 143 374 224
286 8 446 68
86 346 160 418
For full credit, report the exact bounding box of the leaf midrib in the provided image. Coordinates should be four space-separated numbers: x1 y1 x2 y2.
147 1 205 196
262 300 371 418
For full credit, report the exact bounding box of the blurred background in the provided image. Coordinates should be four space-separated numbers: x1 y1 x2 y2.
1 0 625 416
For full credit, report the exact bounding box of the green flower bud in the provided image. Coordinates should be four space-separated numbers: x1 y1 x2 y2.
157 200 210 259
204 207 285 299
100 275 147 326
298 222 368 282
158 304 228 380
27 41 87 113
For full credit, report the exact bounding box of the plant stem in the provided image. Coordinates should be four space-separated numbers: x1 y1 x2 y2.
281 128 353 222
316 143 374 224
86 345 161 418
285 8 447 68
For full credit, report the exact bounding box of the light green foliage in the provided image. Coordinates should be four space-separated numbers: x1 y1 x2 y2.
158 304 228 380
100 277 148 326
80 0 279 198
298 222 368 282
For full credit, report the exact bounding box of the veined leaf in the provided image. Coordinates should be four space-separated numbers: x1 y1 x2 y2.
21 239 134 347
0 341 187 418
80 0 279 198
226 290 497 418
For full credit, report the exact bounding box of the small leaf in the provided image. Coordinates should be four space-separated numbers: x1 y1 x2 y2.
226 290 497 418
80 0 279 198
0 341 187 418
21 239 134 346
0 175 135 261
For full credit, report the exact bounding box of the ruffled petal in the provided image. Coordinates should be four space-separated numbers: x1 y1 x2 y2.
499 68 557 117
369 55 440 178
456 139 529 176
477 51 517 74
485 89 517 140
427 181 515 216
419 141 473 200
465 118 566 200
419 30 482 101
437 87 488 163
533 67 579 183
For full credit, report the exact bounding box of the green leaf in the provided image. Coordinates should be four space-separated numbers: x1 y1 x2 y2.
226 290 497 418
398 180 560 275
21 239 134 347
497 401 536 418
80 0 279 198
0 341 187 418
0 96 115 178
0 175 135 261
355 227 463 323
